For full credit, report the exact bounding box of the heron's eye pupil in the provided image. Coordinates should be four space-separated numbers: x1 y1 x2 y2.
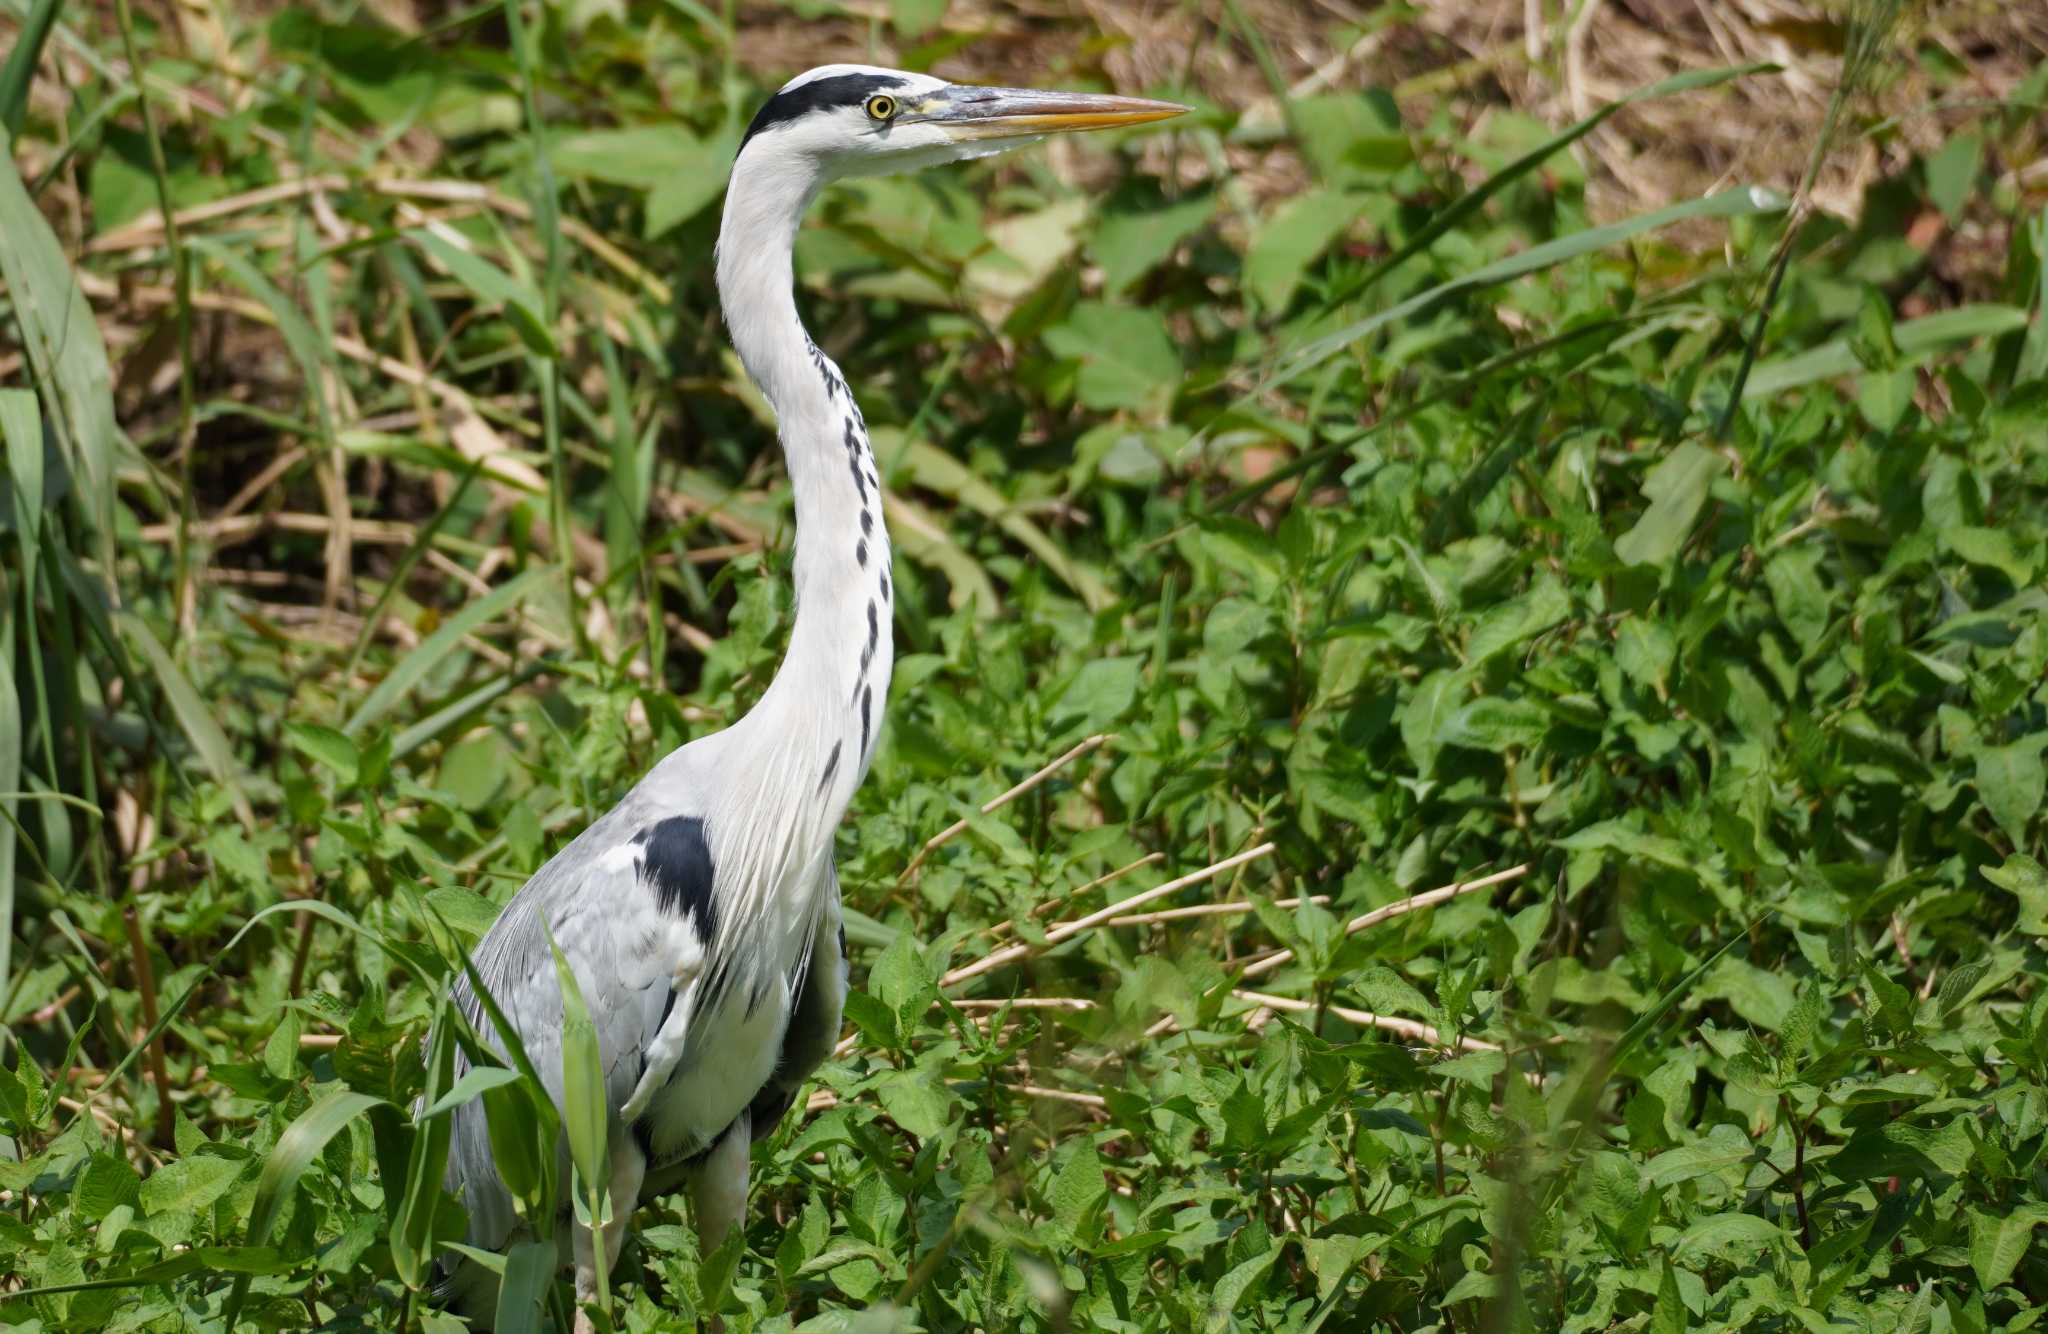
866 95 897 120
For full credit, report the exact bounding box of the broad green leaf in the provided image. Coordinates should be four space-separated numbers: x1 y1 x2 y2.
1614 444 1727 567
1090 192 1213 293
138 1153 243 1216
286 722 361 786
1969 1204 2048 1290
416 1065 524 1121
1204 1240 1284 1332
1041 302 1181 416
1278 186 1787 385
1671 1213 1785 1270
1926 130 1982 223
1244 189 1358 312
1049 1140 1107 1245
1055 656 1141 732
1942 525 2036 587
1983 855 2048 935
1977 741 2045 846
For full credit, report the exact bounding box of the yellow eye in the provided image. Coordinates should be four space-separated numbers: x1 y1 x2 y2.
865 94 897 121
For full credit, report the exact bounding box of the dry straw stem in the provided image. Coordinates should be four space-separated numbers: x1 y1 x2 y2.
1230 989 1500 1055
941 841 1278 988
1236 863 1530 983
804 1081 1106 1116
985 851 1164 940
900 733 1112 882
1107 895 1330 927
1140 863 1532 1041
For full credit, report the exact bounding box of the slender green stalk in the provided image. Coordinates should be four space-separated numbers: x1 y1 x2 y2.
0 0 60 135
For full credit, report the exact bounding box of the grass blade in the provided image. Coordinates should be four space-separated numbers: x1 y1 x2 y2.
222 1087 392 1329
1322 62 1777 311
0 128 124 561
116 610 255 830
1274 187 1788 387
1742 303 2029 398
344 566 555 737
0 0 61 136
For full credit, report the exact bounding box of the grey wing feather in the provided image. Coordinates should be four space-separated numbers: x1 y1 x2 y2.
443 798 679 1251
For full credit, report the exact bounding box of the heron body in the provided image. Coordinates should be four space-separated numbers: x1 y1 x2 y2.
435 63 1185 1326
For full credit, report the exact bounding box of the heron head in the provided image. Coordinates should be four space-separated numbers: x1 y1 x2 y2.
736 64 1189 180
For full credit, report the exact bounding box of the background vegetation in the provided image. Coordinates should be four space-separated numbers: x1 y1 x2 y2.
2 0 2046 1330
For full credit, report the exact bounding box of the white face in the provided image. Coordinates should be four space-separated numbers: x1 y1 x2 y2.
736 63 1188 181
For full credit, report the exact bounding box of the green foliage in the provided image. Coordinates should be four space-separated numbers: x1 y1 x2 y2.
3 2 2046 1332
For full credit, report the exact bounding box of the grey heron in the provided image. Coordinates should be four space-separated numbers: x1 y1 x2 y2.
435 64 1187 1328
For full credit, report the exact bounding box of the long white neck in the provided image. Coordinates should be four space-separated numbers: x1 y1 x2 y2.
713 148 894 825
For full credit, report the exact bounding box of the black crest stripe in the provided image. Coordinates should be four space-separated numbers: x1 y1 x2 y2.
633 816 717 943
741 73 910 148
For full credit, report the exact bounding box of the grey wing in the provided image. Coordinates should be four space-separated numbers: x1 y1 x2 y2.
443 802 696 1251
747 871 847 1141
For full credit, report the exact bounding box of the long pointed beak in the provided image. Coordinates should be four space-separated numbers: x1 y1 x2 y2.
912 85 1190 140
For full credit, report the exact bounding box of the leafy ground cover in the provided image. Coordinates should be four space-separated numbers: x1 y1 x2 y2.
2 1 2047 1330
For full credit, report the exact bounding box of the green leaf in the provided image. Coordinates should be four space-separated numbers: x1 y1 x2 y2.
205 826 268 890
0 0 61 136
1204 1240 1285 1332
1615 616 1677 696
1651 1257 1689 1333
0 127 123 553
1401 669 1468 775
416 1065 523 1121
138 1153 243 1216
1054 656 1141 732
1614 443 1727 567
1925 130 1982 224
1439 695 1548 752
1969 1204 2048 1290
1671 1211 1784 1264
286 722 360 786
423 886 503 940
1089 192 1213 294
1983 855 2048 935
1942 525 2037 586
1857 367 1916 431
1280 186 1787 385
73 1152 140 1221
1466 578 1571 665
1049 1140 1107 1245
1041 302 1181 415
1244 189 1358 312
873 1070 950 1139
1976 740 2045 845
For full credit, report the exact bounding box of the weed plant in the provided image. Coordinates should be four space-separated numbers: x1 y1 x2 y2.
2 2 2046 1330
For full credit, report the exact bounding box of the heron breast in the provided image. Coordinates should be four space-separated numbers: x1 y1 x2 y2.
639 981 790 1162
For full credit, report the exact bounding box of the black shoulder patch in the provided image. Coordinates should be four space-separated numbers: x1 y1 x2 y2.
633 817 717 942
741 72 909 148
